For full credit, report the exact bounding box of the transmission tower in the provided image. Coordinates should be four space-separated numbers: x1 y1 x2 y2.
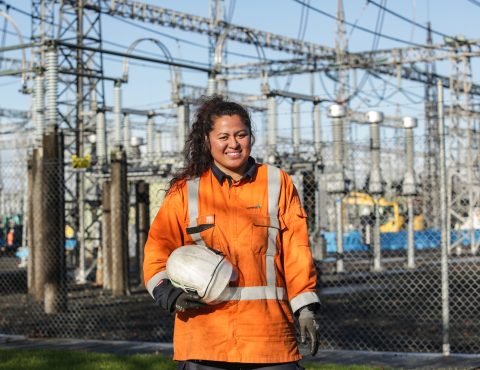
32 0 106 282
447 36 480 254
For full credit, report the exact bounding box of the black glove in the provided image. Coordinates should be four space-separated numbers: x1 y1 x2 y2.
175 291 207 312
152 279 184 313
298 306 319 356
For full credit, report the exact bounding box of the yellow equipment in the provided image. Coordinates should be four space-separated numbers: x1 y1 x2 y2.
342 192 423 233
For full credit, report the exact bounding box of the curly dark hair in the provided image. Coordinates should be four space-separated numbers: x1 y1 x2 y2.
168 95 254 192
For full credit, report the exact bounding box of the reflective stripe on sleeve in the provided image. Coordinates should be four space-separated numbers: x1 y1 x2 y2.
290 291 320 313
146 270 169 298
218 286 286 301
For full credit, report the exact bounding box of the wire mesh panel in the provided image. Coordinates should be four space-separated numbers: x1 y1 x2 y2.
286 134 444 352
0 155 175 342
1 127 480 355
307 132 480 354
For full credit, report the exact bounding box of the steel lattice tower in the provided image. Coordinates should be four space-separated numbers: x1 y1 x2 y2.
32 0 105 282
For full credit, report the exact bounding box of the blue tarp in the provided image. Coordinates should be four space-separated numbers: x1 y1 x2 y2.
322 229 480 252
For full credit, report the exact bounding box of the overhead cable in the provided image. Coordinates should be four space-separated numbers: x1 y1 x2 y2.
367 0 455 40
467 0 480 7
3 0 265 63
103 10 264 62
291 0 441 48
284 0 310 91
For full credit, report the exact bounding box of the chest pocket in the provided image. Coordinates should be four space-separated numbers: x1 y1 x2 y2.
251 215 281 255
186 214 215 248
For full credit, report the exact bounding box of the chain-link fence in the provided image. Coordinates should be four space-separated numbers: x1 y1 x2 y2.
1 124 480 355
0 145 174 342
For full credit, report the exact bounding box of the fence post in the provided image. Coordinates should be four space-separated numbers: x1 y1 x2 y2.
402 117 418 269
177 103 189 155
32 147 45 302
136 181 149 287
146 114 154 164
42 130 66 314
327 104 347 273
96 109 107 165
367 111 384 272
27 157 35 294
437 79 450 356
102 180 112 290
110 149 128 296
292 99 300 155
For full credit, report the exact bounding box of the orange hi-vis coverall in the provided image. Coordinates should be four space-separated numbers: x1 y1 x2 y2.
144 163 319 363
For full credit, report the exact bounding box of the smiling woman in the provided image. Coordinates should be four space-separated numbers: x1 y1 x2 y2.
208 114 252 180
165 95 256 189
143 95 320 370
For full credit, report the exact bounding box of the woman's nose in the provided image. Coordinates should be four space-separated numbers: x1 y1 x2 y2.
228 137 239 147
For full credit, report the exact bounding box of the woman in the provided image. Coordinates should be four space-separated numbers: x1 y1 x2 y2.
144 95 320 370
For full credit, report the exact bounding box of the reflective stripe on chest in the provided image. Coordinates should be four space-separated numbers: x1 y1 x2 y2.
186 165 283 301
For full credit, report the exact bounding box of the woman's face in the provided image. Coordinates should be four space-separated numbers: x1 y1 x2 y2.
208 114 252 180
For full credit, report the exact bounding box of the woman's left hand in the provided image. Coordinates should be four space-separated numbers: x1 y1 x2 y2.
298 307 319 356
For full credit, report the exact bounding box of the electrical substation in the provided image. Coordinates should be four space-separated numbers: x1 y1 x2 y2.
1 0 480 355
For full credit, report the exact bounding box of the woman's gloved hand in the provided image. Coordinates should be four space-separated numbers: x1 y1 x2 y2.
175 292 207 312
298 306 319 356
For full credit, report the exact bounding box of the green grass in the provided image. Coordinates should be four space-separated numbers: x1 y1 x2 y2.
0 349 176 370
0 349 383 370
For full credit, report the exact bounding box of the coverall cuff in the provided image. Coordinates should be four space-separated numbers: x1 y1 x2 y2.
153 279 184 313
146 270 169 297
290 291 320 314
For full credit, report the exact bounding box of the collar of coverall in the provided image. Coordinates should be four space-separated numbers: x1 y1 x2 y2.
211 156 257 186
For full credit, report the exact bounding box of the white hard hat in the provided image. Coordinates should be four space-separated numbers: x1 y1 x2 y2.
166 245 234 304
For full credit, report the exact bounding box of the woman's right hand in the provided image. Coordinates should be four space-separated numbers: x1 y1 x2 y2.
175 292 207 312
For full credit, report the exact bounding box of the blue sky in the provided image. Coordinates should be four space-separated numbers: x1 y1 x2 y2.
1 0 480 152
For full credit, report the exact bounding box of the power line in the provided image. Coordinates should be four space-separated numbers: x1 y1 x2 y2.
467 0 480 8
291 0 442 48
3 0 266 64
283 0 310 91
3 1 211 68
103 10 266 63
347 1 369 40
0 2 468 111
102 54 204 74
367 0 454 40
102 39 210 68
347 0 387 103
367 69 424 104
315 1 388 107
0 28 28 41
226 0 237 23
0 1 33 19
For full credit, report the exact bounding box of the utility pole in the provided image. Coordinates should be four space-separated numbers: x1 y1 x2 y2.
424 22 439 229
208 0 225 95
335 0 348 103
